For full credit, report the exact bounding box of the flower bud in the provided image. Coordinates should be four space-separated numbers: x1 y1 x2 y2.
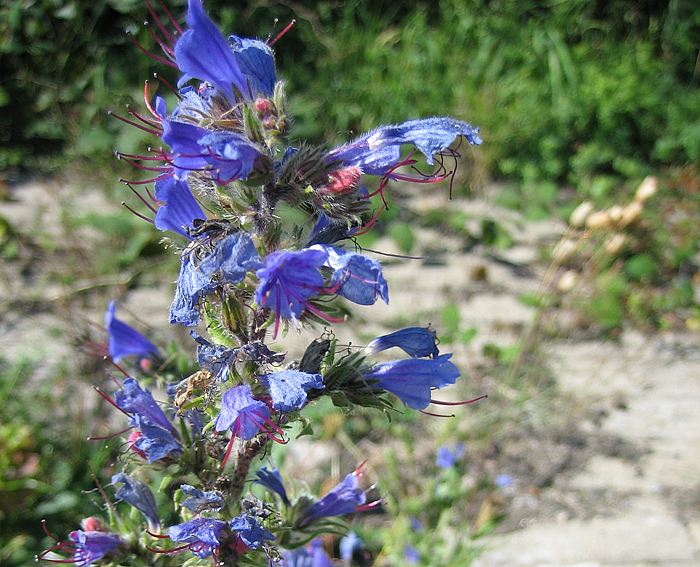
586 211 612 230
552 238 578 265
557 270 578 293
569 201 594 228
254 98 273 116
620 201 643 228
81 517 104 532
604 233 627 255
635 176 658 203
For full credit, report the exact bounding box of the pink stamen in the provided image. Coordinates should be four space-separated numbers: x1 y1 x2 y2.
125 184 158 213
269 19 296 46
220 434 236 469
108 110 163 135
146 530 170 539
419 409 456 418
153 72 182 99
42 520 62 542
356 499 382 512
122 201 155 224
157 0 183 34
145 0 176 45
93 386 131 417
126 107 162 128
145 22 176 58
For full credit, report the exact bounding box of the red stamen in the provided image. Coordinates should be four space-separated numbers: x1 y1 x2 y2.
153 73 182 99
419 409 456 418
157 0 183 34
269 19 296 46
126 31 178 68
356 499 382 512
126 107 162 128
87 426 133 441
147 530 170 539
120 175 165 185
145 21 176 58
221 434 236 469
143 81 161 120
146 543 192 554
41 519 61 542
145 0 176 45
353 205 386 236
107 357 131 378
429 395 487 406
94 386 131 417
125 184 158 213
121 201 155 224
108 110 163 135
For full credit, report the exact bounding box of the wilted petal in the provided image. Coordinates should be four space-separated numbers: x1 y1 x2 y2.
112 473 160 530
254 466 290 505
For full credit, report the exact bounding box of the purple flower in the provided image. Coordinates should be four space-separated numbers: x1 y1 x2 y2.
67 530 121 566
229 514 275 549
175 0 248 101
404 544 421 565
112 473 160 530
114 378 182 462
167 517 227 559
258 369 324 412
170 232 262 326
340 531 363 561
282 539 333 567
153 176 205 238
322 246 389 306
254 466 290 505
255 247 329 332
180 484 224 513
363 354 460 410
495 474 514 488
229 35 277 98
104 301 159 362
435 443 465 469
214 384 271 440
300 471 366 526
366 327 439 359
327 117 482 176
194 335 237 383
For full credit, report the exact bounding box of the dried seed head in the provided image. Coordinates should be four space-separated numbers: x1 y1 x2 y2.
604 233 627 255
569 201 594 228
586 211 612 230
557 270 578 293
635 176 658 203
552 238 578 265
620 201 643 228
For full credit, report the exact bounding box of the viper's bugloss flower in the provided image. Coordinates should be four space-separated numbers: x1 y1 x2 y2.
228 35 277 98
115 378 182 462
229 514 275 549
282 539 333 567
363 354 460 410
254 466 290 505
322 246 389 305
215 384 270 440
175 0 249 101
170 232 262 326
435 443 465 469
153 175 205 237
167 517 227 559
299 471 366 526
340 531 364 561
180 484 224 513
104 301 159 362
255 247 328 332
404 544 421 565
112 473 160 530
194 334 237 382
366 327 438 359
40 524 122 567
258 369 324 412
327 117 482 176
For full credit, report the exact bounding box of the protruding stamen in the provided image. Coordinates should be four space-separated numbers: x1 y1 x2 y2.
143 81 161 120
125 183 158 213
419 409 456 418
108 110 162 135
153 73 182 99
429 395 487 406
269 19 296 46
156 0 183 34
126 30 178 68
145 0 176 45
94 386 131 417
122 201 155 224
87 426 133 441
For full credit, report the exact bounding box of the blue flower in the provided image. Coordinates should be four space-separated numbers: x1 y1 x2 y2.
404 544 421 565
104 301 159 362
435 443 465 469
112 473 160 530
229 35 277 98
366 327 439 359
258 369 324 412
229 514 275 549
66 530 121 567
363 354 460 410
167 517 227 559
255 247 329 330
194 334 237 383
494 474 514 488
174 0 248 102
327 117 482 176
214 384 270 440
282 539 333 567
322 246 389 306
299 471 366 526
114 378 182 462
153 176 205 238
170 232 262 326
254 466 290 506
340 531 363 561
180 484 224 513
307 212 360 246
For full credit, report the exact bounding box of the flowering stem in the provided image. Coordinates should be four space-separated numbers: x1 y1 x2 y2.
228 436 269 507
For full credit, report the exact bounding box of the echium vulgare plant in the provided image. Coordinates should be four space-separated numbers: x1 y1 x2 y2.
39 1 483 565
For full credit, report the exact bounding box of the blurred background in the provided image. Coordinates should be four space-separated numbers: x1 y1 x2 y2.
1 1 699 565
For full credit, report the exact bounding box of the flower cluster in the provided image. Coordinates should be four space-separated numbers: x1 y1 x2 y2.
41 0 482 565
